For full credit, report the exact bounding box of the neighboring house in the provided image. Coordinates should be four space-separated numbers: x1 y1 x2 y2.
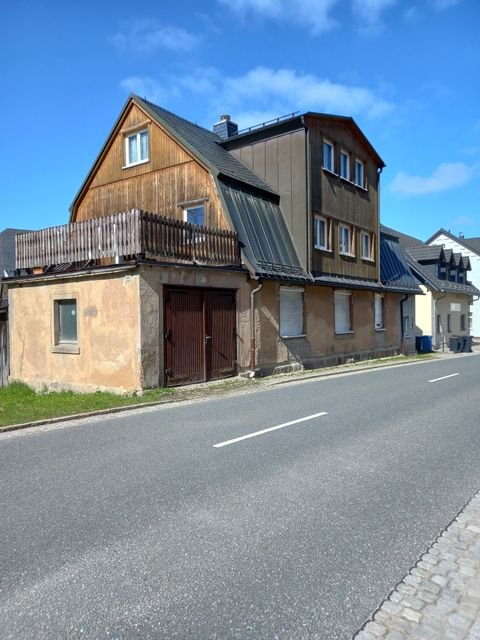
7 96 419 393
0 228 32 386
382 225 479 350
426 229 480 338
379 228 422 354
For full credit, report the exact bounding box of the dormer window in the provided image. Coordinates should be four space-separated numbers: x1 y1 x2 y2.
125 129 149 167
323 140 334 173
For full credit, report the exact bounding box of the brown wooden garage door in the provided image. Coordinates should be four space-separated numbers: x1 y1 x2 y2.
164 288 236 386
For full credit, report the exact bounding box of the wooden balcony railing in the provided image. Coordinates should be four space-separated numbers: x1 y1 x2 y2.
15 210 242 270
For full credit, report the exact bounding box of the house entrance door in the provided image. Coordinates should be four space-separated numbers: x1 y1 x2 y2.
164 287 236 386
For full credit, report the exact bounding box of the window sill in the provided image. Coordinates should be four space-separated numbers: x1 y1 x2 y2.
339 252 356 258
314 246 332 253
375 328 386 332
361 257 375 263
340 175 353 184
51 344 80 354
323 168 337 177
281 334 306 339
335 331 354 336
122 158 150 169
355 183 368 192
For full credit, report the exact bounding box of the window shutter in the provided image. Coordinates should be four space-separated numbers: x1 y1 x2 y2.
335 291 351 333
280 288 304 337
375 294 383 329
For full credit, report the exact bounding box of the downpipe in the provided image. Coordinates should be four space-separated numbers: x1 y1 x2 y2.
400 293 408 355
250 281 263 377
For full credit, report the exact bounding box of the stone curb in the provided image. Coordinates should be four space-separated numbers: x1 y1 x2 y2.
1 351 476 435
353 488 480 639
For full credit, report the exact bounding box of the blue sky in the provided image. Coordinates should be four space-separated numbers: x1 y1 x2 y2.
2 0 479 239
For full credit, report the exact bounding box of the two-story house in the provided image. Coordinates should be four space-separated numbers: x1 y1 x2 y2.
383 226 478 350
7 95 419 393
426 229 480 338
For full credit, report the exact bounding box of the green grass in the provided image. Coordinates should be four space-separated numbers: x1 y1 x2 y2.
0 382 173 428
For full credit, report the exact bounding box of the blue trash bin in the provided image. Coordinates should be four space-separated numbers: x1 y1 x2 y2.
421 336 432 353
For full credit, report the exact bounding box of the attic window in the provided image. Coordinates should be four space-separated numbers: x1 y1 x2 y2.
124 129 149 168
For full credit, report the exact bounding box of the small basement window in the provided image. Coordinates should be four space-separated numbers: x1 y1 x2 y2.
52 298 79 354
125 129 149 167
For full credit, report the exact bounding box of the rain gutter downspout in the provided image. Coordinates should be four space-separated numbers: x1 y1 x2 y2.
433 292 447 351
250 280 263 377
301 116 312 277
400 293 408 354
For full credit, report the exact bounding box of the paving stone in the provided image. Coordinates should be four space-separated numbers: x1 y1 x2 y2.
402 608 421 623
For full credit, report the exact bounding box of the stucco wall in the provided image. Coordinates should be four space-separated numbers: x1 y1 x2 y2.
434 293 471 349
414 285 433 337
9 270 141 393
254 283 403 373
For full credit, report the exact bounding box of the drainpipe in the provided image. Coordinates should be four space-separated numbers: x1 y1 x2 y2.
250 280 263 377
433 292 446 351
400 293 408 354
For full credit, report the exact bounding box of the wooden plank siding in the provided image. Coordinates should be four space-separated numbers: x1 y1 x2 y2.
15 211 241 270
73 103 228 231
306 117 380 280
230 128 308 269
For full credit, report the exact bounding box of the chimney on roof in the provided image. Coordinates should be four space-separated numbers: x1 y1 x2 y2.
213 114 238 139
459 232 465 239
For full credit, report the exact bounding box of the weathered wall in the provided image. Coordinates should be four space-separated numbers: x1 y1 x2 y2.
229 128 308 269
138 265 251 387
254 284 402 373
9 271 141 393
307 117 380 281
73 103 227 230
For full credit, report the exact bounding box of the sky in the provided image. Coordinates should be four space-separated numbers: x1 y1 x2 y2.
2 0 479 240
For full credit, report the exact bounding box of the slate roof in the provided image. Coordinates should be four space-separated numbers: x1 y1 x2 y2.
381 225 479 296
136 97 276 197
464 237 480 254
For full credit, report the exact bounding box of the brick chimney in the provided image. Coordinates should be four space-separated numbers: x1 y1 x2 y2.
213 115 238 139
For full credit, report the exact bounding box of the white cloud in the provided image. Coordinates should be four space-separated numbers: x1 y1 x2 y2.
120 66 394 125
111 19 200 54
216 67 394 120
218 0 340 34
429 0 462 9
352 0 396 34
391 162 476 196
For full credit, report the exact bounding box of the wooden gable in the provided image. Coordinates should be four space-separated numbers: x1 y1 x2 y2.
72 101 228 230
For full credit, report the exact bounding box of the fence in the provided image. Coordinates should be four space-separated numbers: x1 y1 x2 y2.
15 210 241 270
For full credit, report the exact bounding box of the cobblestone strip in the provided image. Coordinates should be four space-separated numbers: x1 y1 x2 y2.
354 490 480 640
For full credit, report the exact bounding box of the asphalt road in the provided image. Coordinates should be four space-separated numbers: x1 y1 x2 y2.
1 355 479 639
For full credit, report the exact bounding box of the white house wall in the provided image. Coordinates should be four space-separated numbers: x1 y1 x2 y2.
428 233 480 337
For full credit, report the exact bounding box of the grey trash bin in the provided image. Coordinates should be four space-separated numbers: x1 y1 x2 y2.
461 336 473 353
449 336 462 353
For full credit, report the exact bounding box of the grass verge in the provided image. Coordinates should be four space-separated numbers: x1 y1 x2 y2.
0 382 173 428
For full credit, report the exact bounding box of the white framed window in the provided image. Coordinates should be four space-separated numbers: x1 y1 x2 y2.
374 294 384 330
280 287 304 338
355 159 365 188
125 129 149 167
334 290 352 334
340 150 350 180
403 315 410 337
183 204 205 226
314 215 331 251
323 140 334 172
51 297 79 354
361 231 374 260
339 224 354 256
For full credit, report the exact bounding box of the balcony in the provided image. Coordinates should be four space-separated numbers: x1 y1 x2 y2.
15 209 242 272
